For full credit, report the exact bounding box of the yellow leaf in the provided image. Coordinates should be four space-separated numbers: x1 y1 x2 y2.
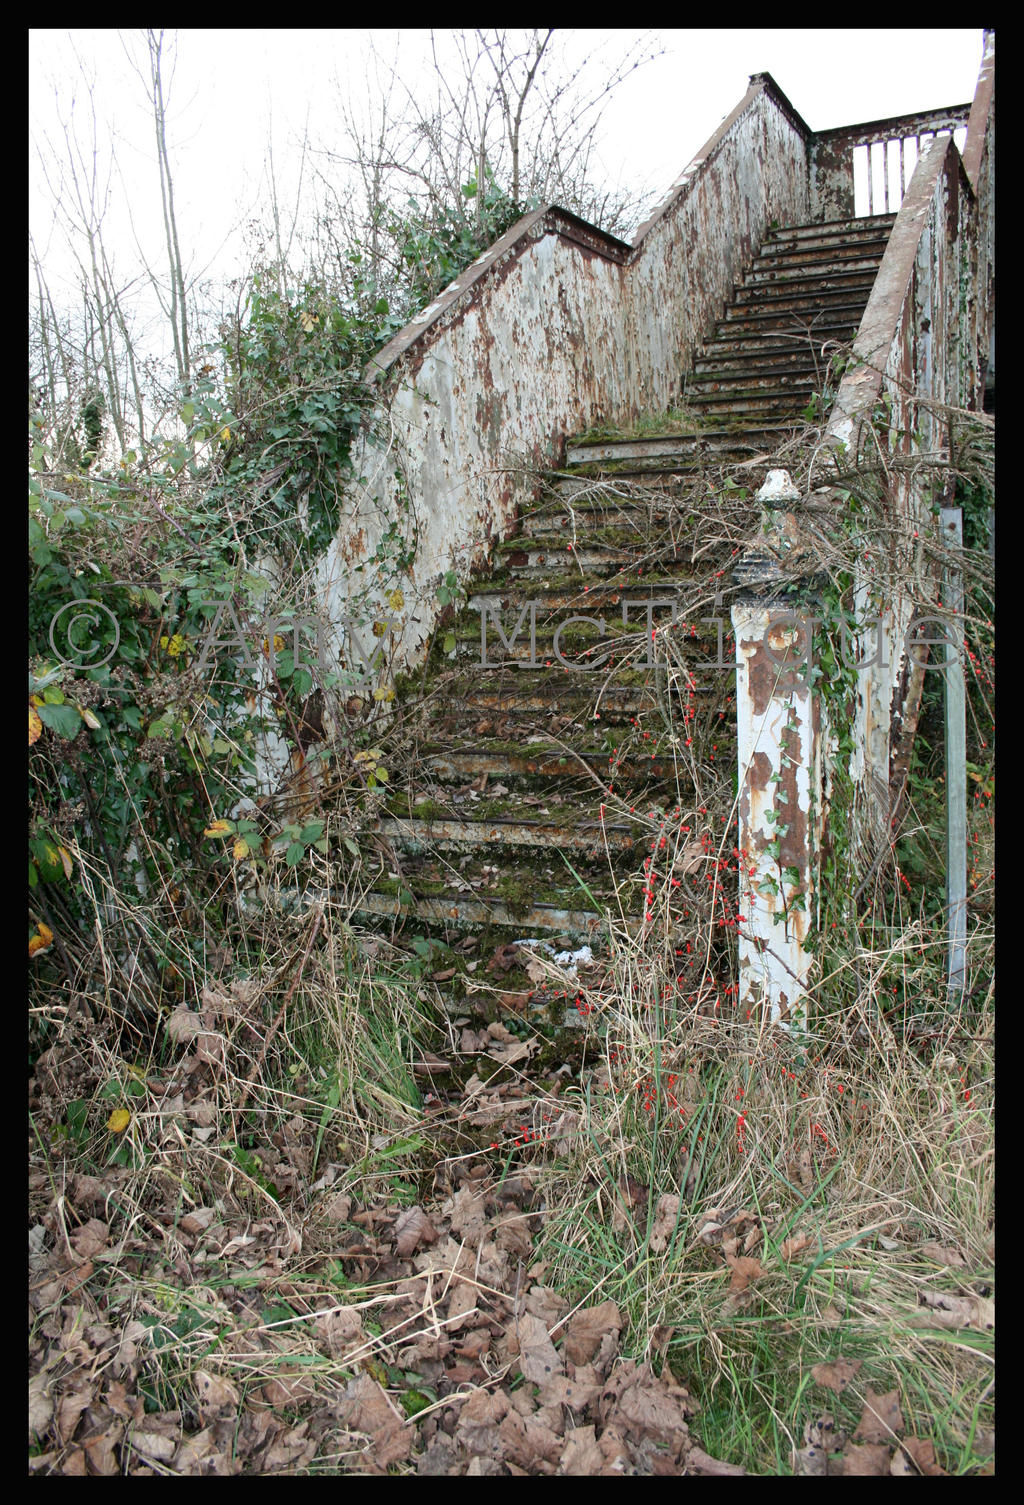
372 620 389 638
161 633 186 658
29 706 42 745
220 427 231 443
77 704 101 730
372 685 396 703
232 837 250 861
204 819 232 838
29 923 54 958
107 1108 131 1133
374 767 389 783
57 846 73 880
387 589 405 611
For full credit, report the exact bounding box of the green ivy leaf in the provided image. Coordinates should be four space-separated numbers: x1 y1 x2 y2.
35 702 84 740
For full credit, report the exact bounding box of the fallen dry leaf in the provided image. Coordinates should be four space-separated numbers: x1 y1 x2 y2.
262 1371 318 1409
725 1254 763 1292
71 1218 109 1261
193 1369 239 1419
915 1289 994 1331
516 1312 564 1386
558 1424 604 1474
166 1007 202 1044
524 1285 568 1329
687 1445 746 1475
393 1206 438 1257
919 1240 967 1268
563 1300 622 1366
650 1193 682 1254
130 1426 178 1463
794 1444 828 1476
853 1387 904 1444
891 1436 944 1475
811 1357 862 1393
841 1441 891 1476
28 1373 54 1438
781 1232 812 1261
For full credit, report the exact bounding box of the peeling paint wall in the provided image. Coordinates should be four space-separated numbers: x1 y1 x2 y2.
627 74 812 417
313 74 814 676
962 30 995 397
824 45 992 862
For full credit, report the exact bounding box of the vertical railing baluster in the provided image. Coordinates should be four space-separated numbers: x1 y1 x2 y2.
941 507 967 999
899 136 906 203
867 142 874 216
883 137 890 212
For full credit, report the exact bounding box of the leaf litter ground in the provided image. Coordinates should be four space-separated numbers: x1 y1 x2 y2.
29 938 993 1475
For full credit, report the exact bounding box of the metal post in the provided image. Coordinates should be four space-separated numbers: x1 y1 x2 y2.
940 507 967 997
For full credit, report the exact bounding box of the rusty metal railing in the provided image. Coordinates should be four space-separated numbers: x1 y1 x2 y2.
811 106 970 220
854 119 969 216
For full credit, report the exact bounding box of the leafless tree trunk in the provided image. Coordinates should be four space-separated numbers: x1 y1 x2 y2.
146 29 191 395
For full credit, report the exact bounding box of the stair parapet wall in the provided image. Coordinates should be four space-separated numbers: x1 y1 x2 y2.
824 63 991 865
330 74 813 672
963 29 994 398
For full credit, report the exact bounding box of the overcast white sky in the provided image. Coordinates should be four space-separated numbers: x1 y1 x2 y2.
29 27 986 319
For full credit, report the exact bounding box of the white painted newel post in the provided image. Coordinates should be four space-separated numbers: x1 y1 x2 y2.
732 472 821 1028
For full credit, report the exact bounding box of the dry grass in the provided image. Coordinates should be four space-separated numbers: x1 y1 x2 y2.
529 908 994 1472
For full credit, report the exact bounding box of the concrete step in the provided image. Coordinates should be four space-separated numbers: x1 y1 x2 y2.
686 368 824 398
563 423 797 468
721 299 875 335
732 268 878 306
747 237 890 275
762 214 895 247
703 316 864 354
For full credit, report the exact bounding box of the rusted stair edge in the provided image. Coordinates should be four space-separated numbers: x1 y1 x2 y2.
354 889 635 940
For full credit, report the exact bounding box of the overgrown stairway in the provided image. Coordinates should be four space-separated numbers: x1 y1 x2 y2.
357 215 895 968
